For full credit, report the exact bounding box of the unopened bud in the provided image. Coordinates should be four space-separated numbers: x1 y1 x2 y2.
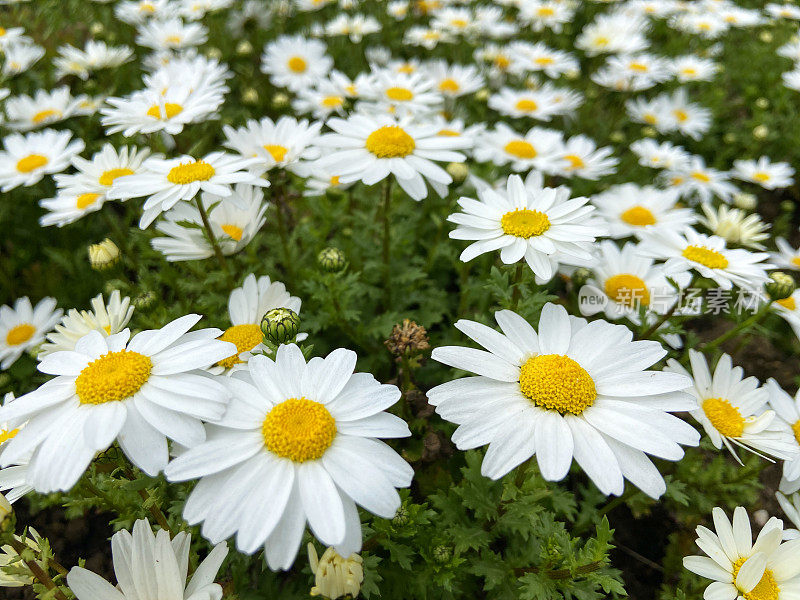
759 31 773 43
755 97 769 109
641 126 657 138
307 544 363 599
261 307 300 345
205 47 222 60
475 88 490 102
133 290 157 310
90 22 104 35
318 247 346 273
236 40 253 55
89 238 120 270
272 92 290 109
753 125 769 139
242 88 259 105
571 267 591 288
767 272 796 301
433 545 452 563
446 162 469 185
392 505 410 526
733 193 757 210
609 131 625 143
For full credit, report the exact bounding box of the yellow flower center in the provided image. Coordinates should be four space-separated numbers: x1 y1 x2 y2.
681 67 698 76
16 154 48 173
5 323 35 346
264 144 289 163
535 56 554 65
620 205 657 226
450 18 468 27
75 350 153 405
439 78 460 93
437 129 460 136
644 113 658 124
0 427 19 445
515 99 539 112
501 209 551 238
752 172 771 183
221 223 243 241
385 87 414 101
397 64 415 74
604 274 651 307
595 36 610 47
692 171 711 183
778 296 797 311
792 257 800 269
537 7 555 16
165 35 183 45
330 175 340 186
494 55 511 70
262 397 336 462
628 61 649 72
682 245 729 269
216 324 262 369
32 109 62 124
166 160 215 184
732 558 780 600
673 109 689 122
0 27 5 36
504 140 537 159
793 420 800 446
146 102 183 120
519 354 596 415
563 154 586 170
99 168 135 186
702 397 744 437
365 125 415 158
322 95 344 108
76 193 101 209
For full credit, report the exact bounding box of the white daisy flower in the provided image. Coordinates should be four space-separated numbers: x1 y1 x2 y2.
666 351 798 463
776 492 800 540
662 156 739 204
164 344 413 570
766 379 800 487
430 6 480 36
429 303 699 497
473 123 563 173
151 184 268 261
0 393 33 504
222 117 322 176
136 17 208 51
261 35 333 92
474 6 517 38
488 86 582 121
772 238 800 271
315 113 469 201
1 43 45 77
108 152 265 228
576 11 649 56
592 183 696 239
292 81 350 119
422 60 484 98
507 41 579 79
772 290 800 345
448 174 598 283
519 0 574 33
698 204 770 250
683 506 800 600
551 135 618 180
0 297 62 369
404 26 454 50
732 157 795 190
39 291 134 357
767 3 800 20
67 519 228 600
3 87 82 130
53 40 133 80
670 54 719 82
0 26 26 48
210 273 303 375
0 314 235 492
638 227 772 290
322 13 381 42
115 0 172 24
659 88 712 140
630 139 691 170
358 69 443 118
178 0 234 20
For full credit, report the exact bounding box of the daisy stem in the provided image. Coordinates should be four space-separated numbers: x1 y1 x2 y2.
272 173 294 286
511 263 525 310
639 302 679 339
381 178 393 309
193 196 229 274
6 537 69 600
699 300 774 357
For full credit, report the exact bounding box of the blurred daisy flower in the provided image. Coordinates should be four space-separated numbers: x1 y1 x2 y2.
0 129 84 191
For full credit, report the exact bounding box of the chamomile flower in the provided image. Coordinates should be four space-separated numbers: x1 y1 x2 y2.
0 297 62 369
292 81 350 118
507 41 579 78
0 129 84 191
600 53 672 90
772 238 800 271
136 17 208 51
448 174 599 283
777 492 800 539
638 228 771 290
473 123 562 172
67 519 228 600
670 54 719 82
178 0 234 19
684 506 800 600
39 291 134 357
699 204 770 250
0 393 32 504
772 290 800 345
54 40 133 80
323 13 381 42
151 184 268 261
429 303 698 497
430 6 480 37
108 152 265 228
115 0 172 24
630 139 691 170
519 0 574 33
766 379 800 486
592 183 696 239
315 113 469 201
666 351 797 462
732 157 795 190
576 11 649 56
261 35 333 92
3 87 82 130
422 60 484 98
0 314 235 492
359 69 442 117
488 86 581 121
1 43 44 77
222 117 322 176
164 344 413 570
551 135 618 180
660 88 712 140
404 26 454 50
210 273 303 375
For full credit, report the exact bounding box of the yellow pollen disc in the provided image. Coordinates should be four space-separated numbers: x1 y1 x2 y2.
262 397 336 462
330 175 340 186
691 171 711 183
397 64 415 74
604 274 650 307
620 205 657 226
216 324 262 369
165 35 183 45
644 113 658 124
264 144 288 163
385 87 414 101
752 172 771 183
515 99 539 112
166 160 215 184
702 397 744 437
365 125 416 158
450 18 468 27
538 7 555 16
99 168 134 186
682 245 729 269
439 78 460 93
681 67 697 76
76 193 101 209
699 22 711 30
140 2 155 12
0 27 5 36
792 257 800 269
146 102 183 119
437 129 460 136
628 62 649 72
345 84 357 95
519 354 596 415
504 139 537 159
732 558 780 600
5 323 35 346
778 296 797 311
32 109 62 124
0 428 19 445
16 154 48 173
287 56 308 73
792 420 800 446
322 95 343 108
595 36 609 46
673 109 689 122
75 349 152 405
501 209 550 238
221 223 243 241
535 56 554 65
494 55 511 69
563 154 586 169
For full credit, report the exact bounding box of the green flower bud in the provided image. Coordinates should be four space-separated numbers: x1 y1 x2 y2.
767 272 796 301
272 92 290 109
755 97 769 109
133 291 157 310
571 267 592 288
475 88 490 102
446 162 469 185
236 40 253 55
89 239 119 271
609 131 625 143
392 505 410 527
261 307 300 345
242 88 259 105
318 247 346 273
432 545 452 563
753 125 769 140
